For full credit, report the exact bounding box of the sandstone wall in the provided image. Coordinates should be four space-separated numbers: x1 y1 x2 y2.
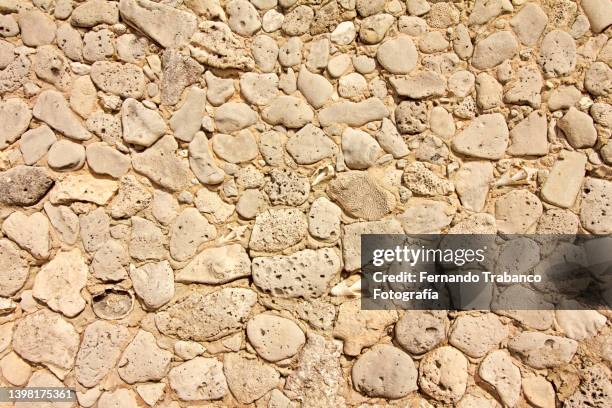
0 0 611 407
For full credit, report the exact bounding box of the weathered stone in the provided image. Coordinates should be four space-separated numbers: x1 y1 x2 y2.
582 0 612 33
155 288 257 341
189 132 225 185
479 350 521 407
90 61 145 99
333 298 397 356
580 177 612 234
108 175 152 219
253 248 341 298
176 244 250 284
168 357 228 401
352 344 417 399
33 90 91 141
169 208 216 262
50 174 118 205
328 171 395 220
359 13 394 44
472 31 518 70
286 124 336 164
375 118 409 158
86 142 131 178
12 310 79 379
79 207 110 253
160 49 204 106
0 98 31 149
194 187 235 223
508 332 577 369
507 110 548 156
98 389 139 408
252 34 278 72
376 35 417 74
119 0 197 48
211 131 258 164
0 239 28 297
541 151 586 208
452 113 509 159
262 96 314 128
18 9 55 46
419 346 468 403
297 66 333 108
224 353 280 404
390 70 446 99
47 139 86 171
398 198 454 233
129 216 166 261
130 261 174 310
510 3 548 45
284 332 346 407
132 135 192 191
318 98 388 127
403 162 454 196
71 0 119 28
246 314 305 362
190 21 254 71
341 128 382 170
33 249 87 317
249 208 307 252
539 30 576 77
91 239 129 281
555 300 606 341
449 314 507 358
227 0 261 37
118 330 172 383
121 98 166 147
495 189 542 233
75 321 129 387
2 211 49 260
395 100 428 134
522 375 556 408
0 165 53 206
240 72 278 106
395 310 448 355
19 126 56 165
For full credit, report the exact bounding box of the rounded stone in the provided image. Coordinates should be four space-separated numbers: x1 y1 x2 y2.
246 314 306 362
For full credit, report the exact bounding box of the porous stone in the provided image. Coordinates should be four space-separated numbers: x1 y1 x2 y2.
419 346 468 403
390 70 446 99
264 168 309 206
395 310 448 355
247 314 305 362
0 98 31 149
0 239 29 297
108 174 152 218
160 49 204 106
403 162 454 196
352 344 418 399
169 208 216 262
495 189 542 234
580 177 612 234
71 0 119 28
190 21 254 70
0 165 53 206
508 332 577 369
328 171 395 221
75 321 129 387
168 357 228 401
253 248 341 298
249 208 307 252
90 61 145 99
539 30 576 77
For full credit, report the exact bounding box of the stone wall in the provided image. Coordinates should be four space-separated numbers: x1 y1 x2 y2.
0 0 611 407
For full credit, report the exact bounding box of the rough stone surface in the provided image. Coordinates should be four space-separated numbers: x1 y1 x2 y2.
0 4 606 407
